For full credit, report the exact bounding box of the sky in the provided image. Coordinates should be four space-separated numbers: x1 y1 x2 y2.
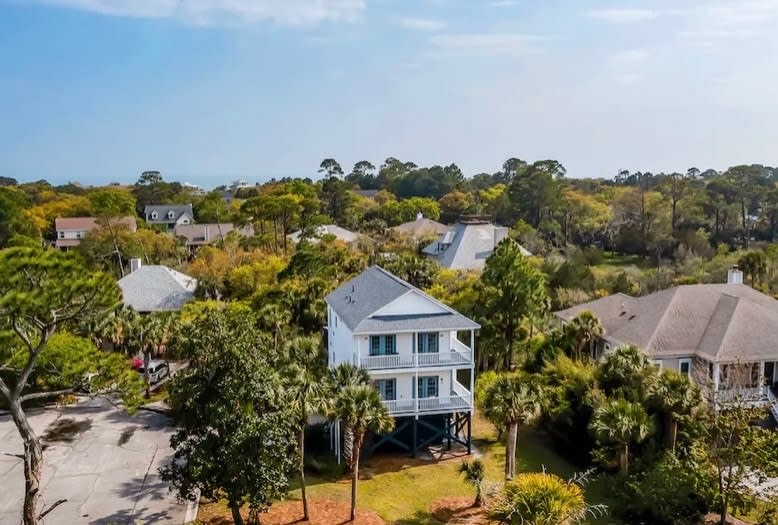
1 0 778 187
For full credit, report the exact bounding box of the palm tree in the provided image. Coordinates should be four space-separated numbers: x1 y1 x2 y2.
283 336 332 521
589 398 651 473
482 372 542 480
563 311 602 361
596 345 656 403
649 369 700 452
329 363 372 465
458 459 486 507
333 385 394 521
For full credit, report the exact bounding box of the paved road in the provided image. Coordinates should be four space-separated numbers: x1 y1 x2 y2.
0 398 193 525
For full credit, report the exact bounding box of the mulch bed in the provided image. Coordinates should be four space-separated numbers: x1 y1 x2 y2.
198 498 385 525
430 496 490 524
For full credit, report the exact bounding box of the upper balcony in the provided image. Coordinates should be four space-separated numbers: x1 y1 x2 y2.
358 334 473 370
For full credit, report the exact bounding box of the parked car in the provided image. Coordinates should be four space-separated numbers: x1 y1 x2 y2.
136 360 170 384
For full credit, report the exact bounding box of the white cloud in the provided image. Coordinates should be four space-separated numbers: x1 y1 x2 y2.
677 1 778 42
429 33 543 57
33 0 366 26
489 0 519 7
397 17 445 32
587 8 658 24
608 48 649 67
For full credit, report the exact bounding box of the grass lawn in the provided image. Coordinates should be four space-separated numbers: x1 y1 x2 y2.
277 413 619 525
594 252 646 272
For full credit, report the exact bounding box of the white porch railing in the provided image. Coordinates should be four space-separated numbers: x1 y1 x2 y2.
360 346 472 370
382 395 472 415
715 386 770 405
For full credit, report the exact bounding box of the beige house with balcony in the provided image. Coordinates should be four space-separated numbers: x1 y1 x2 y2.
325 265 479 457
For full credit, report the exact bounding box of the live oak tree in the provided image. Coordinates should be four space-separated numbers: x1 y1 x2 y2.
0 247 136 525
161 310 297 525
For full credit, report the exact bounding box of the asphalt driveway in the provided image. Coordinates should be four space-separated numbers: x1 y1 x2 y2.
0 397 194 525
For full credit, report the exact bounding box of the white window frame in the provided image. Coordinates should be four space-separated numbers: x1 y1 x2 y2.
167 210 175 219
151 211 158 220
58 231 65 239
651 359 663 369
678 358 692 378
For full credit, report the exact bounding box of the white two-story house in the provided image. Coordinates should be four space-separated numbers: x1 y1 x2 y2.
325 266 479 457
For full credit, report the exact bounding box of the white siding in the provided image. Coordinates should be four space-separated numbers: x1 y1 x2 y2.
371 291 448 317
328 307 356 366
57 230 87 240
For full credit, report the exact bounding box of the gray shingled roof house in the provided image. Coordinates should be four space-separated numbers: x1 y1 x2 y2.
287 224 361 245
555 270 778 413
174 223 254 249
422 220 531 270
325 265 479 334
389 214 451 239
118 261 197 312
144 204 194 231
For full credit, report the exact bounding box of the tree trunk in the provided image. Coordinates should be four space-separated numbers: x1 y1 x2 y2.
505 422 518 480
474 486 482 508
665 414 678 452
350 433 364 522
299 424 309 521
9 397 43 525
618 443 629 474
230 503 245 525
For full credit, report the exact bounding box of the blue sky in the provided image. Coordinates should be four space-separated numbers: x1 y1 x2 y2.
1 0 778 187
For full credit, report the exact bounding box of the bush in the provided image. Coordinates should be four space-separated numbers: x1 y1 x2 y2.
602 453 711 525
490 472 588 525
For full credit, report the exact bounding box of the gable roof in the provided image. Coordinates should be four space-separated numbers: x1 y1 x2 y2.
422 222 531 270
287 224 360 244
55 216 137 232
174 223 253 246
144 204 193 222
555 284 778 363
390 217 451 238
118 265 197 312
325 266 479 334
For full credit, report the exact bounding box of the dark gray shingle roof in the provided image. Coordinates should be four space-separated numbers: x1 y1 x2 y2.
555 284 778 363
144 204 193 223
325 266 479 334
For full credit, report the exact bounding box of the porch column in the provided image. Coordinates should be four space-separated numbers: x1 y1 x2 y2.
713 362 720 395
469 330 475 407
759 361 766 395
413 332 417 367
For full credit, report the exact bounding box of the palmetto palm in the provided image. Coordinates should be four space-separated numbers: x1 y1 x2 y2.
589 398 651 473
596 345 656 403
649 368 700 452
493 472 592 525
458 459 486 507
333 385 394 521
328 363 371 468
283 336 332 521
482 372 542 480
564 311 602 361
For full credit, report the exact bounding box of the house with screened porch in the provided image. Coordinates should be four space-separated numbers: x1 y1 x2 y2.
325 266 479 457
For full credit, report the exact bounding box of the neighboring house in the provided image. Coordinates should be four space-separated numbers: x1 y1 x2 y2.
422 219 531 270
287 224 361 245
325 266 479 457
389 213 451 239
555 267 778 419
144 204 194 231
174 223 253 250
354 189 379 200
117 259 197 312
55 216 137 249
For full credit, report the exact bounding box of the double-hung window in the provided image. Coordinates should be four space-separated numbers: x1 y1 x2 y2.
416 332 439 354
374 379 396 401
416 376 439 398
369 335 396 356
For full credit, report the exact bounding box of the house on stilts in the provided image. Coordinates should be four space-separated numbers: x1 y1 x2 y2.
325 266 479 458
